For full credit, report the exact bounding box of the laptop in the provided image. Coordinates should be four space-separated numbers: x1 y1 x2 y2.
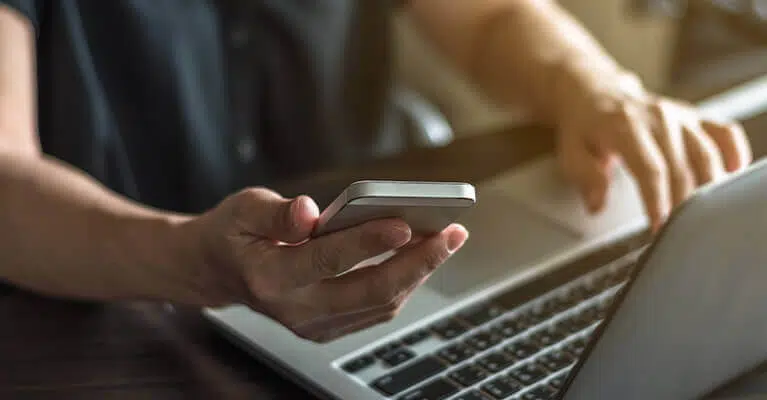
204 76 767 400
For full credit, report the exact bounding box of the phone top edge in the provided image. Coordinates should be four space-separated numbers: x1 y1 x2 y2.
345 180 476 202
312 188 349 236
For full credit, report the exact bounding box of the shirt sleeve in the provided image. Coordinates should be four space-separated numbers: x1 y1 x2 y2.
0 0 43 33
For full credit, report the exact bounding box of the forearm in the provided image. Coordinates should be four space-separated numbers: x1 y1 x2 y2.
408 0 646 125
0 151 204 304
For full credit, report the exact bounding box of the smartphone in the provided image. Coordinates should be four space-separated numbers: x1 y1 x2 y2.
312 180 476 237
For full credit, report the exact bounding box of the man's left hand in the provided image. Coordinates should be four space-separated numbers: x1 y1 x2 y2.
555 74 752 231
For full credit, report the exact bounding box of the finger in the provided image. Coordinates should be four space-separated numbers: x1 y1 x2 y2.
304 313 395 343
683 124 727 185
231 188 319 243
649 102 696 206
559 136 611 213
291 292 406 341
701 120 753 172
312 224 467 317
277 218 413 288
607 110 671 231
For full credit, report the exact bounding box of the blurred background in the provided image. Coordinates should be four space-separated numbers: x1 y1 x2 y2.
393 0 767 145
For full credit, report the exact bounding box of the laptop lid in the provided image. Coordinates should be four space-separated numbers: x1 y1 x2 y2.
559 157 767 400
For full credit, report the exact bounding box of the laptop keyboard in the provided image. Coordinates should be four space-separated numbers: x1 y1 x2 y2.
337 233 649 400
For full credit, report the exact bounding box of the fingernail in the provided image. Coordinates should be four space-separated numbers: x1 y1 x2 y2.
295 196 319 218
447 225 468 253
293 196 320 226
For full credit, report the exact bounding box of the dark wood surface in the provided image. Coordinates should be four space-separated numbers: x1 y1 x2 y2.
3 33 767 400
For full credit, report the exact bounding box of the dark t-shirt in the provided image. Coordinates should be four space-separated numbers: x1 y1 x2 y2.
2 0 400 212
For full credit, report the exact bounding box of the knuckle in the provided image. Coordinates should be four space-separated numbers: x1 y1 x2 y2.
638 159 667 183
384 309 400 322
383 295 403 313
358 227 386 250
371 284 398 309
367 274 406 309
648 99 666 116
228 188 262 220
613 102 635 121
423 248 449 271
310 331 335 344
727 122 745 135
291 325 315 341
234 187 265 205
669 170 691 189
693 143 715 165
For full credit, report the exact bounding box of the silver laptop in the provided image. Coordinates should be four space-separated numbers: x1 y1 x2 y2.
204 77 767 400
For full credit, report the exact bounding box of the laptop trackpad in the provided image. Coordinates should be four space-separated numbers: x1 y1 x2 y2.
425 155 646 299
425 189 580 298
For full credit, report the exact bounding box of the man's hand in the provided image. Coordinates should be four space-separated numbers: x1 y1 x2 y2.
406 0 753 230
183 188 468 342
555 72 752 231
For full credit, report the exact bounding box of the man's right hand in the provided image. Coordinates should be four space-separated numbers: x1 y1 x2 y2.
181 188 468 343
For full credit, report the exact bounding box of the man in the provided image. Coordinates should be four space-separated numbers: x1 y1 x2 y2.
0 0 752 343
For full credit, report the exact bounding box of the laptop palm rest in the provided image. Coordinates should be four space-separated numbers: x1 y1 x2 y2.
563 161 767 400
427 156 647 298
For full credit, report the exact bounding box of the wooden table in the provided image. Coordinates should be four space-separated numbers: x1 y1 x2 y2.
3 85 767 399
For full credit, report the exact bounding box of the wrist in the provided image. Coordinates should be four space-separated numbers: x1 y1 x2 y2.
114 211 226 306
166 212 252 307
551 56 649 129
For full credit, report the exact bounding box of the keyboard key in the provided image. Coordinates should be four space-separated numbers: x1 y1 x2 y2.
453 390 490 400
476 350 517 373
449 365 488 387
613 260 636 281
504 337 541 360
341 354 375 373
460 304 505 327
381 348 417 367
567 285 590 302
481 376 524 399
577 306 600 324
591 274 613 292
371 356 447 396
432 318 468 340
508 362 549 386
596 300 612 319
529 327 566 348
540 298 569 315
548 375 566 389
563 337 587 357
403 329 432 346
568 310 598 332
537 350 575 372
520 384 557 399
374 342 403 359
528 306 555 325
466 331 504 351
437 343 476 364
494 317 529 338
559 286 588 307
398 377 459 400
582 281 603 298
554 316 584 335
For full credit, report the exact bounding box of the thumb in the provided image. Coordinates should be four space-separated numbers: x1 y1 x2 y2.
560 141 612 214
229 188 319 243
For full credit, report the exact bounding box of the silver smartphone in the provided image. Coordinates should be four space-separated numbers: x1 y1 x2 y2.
312 180 476 237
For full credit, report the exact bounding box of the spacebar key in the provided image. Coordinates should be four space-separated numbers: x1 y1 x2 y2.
371 356 447 396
